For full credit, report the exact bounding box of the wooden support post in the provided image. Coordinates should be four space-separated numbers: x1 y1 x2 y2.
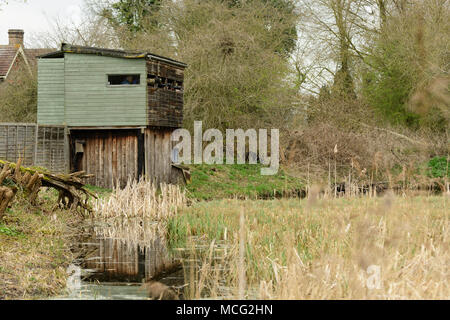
6 125 9 161
138 129 145 179
14 125 18 162
34 124 38 166
64 126 70 174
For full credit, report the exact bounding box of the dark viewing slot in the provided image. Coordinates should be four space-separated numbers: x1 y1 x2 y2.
108 74 140 85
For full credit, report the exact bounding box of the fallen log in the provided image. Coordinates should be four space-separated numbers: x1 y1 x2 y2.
0 159 97 218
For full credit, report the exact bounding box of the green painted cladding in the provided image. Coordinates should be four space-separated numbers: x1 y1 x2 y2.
37 58 65 125
64 53 146 126
37 53 147 126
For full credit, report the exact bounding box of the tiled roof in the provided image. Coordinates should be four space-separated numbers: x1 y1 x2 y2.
0 45 18 77
25 48 54 66
0 46 54 78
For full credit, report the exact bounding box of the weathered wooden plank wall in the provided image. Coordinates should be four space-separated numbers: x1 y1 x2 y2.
147 61 184 128
1 125 184 186
71 130 139 189
0 123 67 172
144 127 175 185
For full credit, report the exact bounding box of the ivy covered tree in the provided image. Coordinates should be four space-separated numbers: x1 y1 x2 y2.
102 0 162 32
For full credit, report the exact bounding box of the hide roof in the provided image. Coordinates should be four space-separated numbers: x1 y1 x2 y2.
39 43 187 68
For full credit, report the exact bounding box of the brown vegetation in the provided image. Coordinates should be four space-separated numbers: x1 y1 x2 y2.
172 195 449 299
0 66 37 123
282 96 449 186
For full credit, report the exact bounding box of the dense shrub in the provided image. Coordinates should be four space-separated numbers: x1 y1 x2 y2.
427 156 449 179
361 1 449 131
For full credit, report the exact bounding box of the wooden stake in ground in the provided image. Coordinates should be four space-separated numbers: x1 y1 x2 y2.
0 186 17 219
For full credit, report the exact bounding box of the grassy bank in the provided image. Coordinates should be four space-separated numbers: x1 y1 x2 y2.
0 189 79 299
168 195 449 299
185 164 304 200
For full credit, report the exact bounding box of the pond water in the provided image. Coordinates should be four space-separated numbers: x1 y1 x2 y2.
55 283 149 300
54 220 187 300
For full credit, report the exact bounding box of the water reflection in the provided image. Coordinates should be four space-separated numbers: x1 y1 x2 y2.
80 220 181 282
56 219 234 300
57 219 184 300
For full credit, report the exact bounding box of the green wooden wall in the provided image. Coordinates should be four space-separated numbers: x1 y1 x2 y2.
37 53 147 127
64 53 147 126
37 58 65 125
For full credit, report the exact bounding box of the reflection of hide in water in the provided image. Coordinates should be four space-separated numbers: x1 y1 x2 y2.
84 236 180 283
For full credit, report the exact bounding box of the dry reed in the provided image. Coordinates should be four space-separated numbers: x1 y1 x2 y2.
92 178 187 220
175 195 449 300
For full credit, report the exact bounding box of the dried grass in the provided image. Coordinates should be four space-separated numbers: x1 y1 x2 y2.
92 178 187 220
175 194 449 299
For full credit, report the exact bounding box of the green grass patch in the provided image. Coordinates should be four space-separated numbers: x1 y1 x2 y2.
0 225 23 237
184 164 304 200
427 156 449 179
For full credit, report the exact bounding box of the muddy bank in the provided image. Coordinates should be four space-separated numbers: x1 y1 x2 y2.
0 189 80 299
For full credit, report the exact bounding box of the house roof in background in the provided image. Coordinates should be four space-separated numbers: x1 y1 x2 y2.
0 28 54 79
0 46 54 78
0 45 19 77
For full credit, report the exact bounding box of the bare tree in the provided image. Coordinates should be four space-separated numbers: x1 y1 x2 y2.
297 0 379 96
28 2 119 49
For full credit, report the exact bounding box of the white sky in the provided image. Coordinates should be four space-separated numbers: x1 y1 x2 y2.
0 0 84 46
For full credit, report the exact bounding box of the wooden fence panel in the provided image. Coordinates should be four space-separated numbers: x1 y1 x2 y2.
0 123 36 166
0 123 67 173
144 128 174 185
